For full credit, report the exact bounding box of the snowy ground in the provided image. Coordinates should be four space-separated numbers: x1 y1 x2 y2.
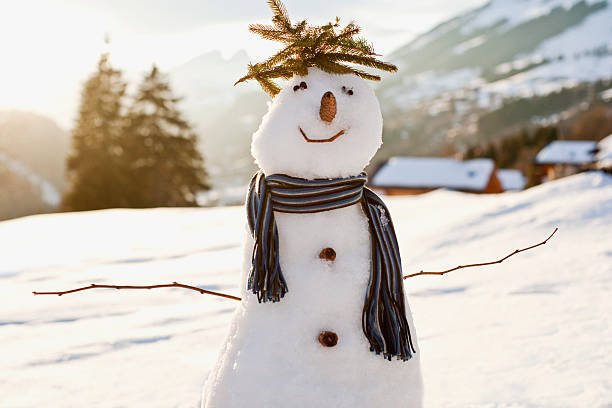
1 172 611 407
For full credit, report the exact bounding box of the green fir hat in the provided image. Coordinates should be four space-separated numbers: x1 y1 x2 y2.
235 0 397 96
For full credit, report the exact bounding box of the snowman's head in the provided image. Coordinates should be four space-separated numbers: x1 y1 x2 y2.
251 68 382 179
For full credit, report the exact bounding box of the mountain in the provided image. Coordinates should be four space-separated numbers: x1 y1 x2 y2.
168 50 268 199
169 49 257 129
165 1 612 200
0 110 69 219
375 0 612 165
0 110 70 190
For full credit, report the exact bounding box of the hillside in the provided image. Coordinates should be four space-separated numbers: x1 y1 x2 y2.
1 171 610 406
0 110 68 219
0 110 69 190
166 0 612 198
376 0 612 164
168 51 267 197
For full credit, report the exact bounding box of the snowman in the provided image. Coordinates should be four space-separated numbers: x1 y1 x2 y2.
202 2 423 407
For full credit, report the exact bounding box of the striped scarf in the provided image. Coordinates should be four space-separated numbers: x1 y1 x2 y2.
246 171 415 361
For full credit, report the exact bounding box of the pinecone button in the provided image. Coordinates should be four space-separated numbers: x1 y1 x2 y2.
318 331 338 347
319 247 336 261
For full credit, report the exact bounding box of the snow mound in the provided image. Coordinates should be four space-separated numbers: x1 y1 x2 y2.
1 172 610 407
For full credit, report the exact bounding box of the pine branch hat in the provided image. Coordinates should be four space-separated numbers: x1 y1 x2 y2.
235 0 397 96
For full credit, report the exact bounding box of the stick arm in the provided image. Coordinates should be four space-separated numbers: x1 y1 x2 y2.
403 228 558 280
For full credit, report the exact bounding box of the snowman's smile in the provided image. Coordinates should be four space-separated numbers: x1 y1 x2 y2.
299 127 345 143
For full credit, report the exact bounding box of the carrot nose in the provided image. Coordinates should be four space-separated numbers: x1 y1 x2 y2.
319 91 336 123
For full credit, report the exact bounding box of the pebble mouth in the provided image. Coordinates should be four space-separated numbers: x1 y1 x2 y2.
299 127 345 143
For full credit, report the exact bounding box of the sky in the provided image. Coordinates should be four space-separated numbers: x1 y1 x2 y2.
0 0 486 128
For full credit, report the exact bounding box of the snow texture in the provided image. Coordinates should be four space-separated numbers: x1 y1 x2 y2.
388 0 612 110
371 157 495 192
1 172 611 407
460 0 600 35
251 68 383 179
534 2 612 59
206 69 422 407
535 140 598 164
497 169 527 191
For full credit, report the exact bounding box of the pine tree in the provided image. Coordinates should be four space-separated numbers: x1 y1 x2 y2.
63 53 129 211
123 65 208 207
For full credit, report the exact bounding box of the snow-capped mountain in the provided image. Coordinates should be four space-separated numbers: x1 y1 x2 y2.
376 0 612 161
0 110 69 190
386 0 611 99
170 0 611 196
0 110 69 219
168 50 268 197
0 152 60 207
169 49 257 129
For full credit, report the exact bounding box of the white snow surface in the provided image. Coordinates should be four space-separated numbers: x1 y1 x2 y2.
371 157 495 192
498 169 527 191
535 140 598 164
1 172 611 407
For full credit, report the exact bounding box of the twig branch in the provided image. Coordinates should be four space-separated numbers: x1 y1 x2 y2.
403 227 558 280
33 282 242 301
33 229 558 297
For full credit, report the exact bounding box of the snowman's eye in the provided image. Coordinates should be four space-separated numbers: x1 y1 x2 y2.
293 82 308 92
342 86 354 96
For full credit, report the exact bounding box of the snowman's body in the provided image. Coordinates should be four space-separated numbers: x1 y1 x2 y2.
203 69 423 407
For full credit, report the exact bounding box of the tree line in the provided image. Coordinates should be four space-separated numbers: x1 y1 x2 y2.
63 54 208 211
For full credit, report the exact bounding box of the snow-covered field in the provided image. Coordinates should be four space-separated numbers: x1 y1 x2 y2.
1 172 611 407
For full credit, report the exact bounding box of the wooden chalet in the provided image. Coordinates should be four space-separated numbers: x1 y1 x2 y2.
534 140 598 181
370 157 503 195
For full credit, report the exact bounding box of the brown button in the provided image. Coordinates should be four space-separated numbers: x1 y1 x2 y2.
318 331 338 347
319 247 336 261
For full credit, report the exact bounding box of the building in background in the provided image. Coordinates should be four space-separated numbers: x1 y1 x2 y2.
497 169 526 191
535 140 598 181
595 134 612 172
370 157 503 195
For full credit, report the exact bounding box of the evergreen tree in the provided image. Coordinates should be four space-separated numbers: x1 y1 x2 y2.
63 53 128 211
123 65 208 207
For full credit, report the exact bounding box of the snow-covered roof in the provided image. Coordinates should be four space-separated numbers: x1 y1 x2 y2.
497 169 526 191
596 134 612 167
371 157 495 192
535 140 598 165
